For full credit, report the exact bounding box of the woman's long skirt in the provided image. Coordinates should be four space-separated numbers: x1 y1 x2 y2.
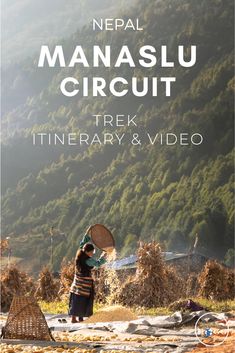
68 288 94 317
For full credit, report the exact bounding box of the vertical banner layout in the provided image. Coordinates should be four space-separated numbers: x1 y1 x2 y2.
1 0 234 350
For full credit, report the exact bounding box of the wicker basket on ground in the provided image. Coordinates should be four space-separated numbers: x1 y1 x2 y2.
1 296 54 341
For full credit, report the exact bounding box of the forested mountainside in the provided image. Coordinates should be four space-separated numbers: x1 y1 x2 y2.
1 0 234 272
2 0 137 65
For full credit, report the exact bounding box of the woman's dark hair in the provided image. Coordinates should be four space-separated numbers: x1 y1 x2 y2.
75 243 95 262
83 243 95 252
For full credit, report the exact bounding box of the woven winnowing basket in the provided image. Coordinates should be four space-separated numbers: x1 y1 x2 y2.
2 296 54 341
89 224 115 251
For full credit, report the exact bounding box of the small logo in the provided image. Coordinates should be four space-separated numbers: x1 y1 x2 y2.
195 312 229 347
204 327 213 338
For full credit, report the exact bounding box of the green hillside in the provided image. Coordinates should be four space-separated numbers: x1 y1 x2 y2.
1 0 234 272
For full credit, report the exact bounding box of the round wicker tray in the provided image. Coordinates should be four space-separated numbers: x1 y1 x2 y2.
89 224 115 251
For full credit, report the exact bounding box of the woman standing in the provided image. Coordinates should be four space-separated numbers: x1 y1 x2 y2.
68 226 106 323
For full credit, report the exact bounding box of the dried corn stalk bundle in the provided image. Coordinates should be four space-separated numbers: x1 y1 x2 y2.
35 267 59 302
116 278 138 306
0 266 35 312
117 241 183 308
198 260 234 300
59 258 75 297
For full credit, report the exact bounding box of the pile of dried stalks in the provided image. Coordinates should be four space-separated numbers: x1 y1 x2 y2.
0 266 35 312
35 267 59 302
198 260 235 300
58 258 75 298
117 241 183 308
